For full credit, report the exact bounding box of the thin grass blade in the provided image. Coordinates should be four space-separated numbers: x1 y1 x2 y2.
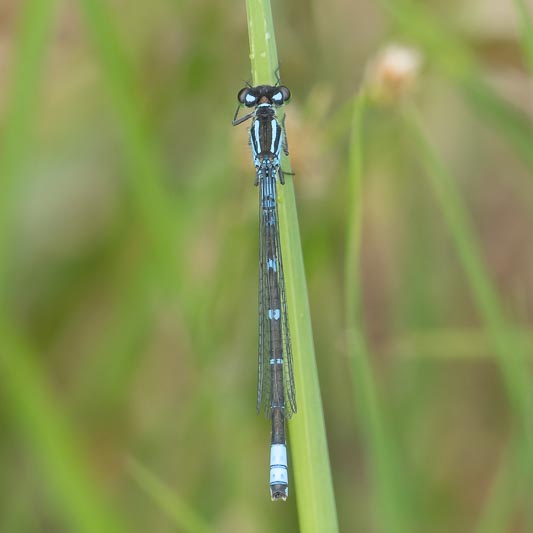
77 0 182 289
244 0 338 529
0 2 128 531
376 0 533 173
0 322 129 533
474 437 522 533
127 457 212 533
404 109 533 529
514 0 533 79
345 93 413 533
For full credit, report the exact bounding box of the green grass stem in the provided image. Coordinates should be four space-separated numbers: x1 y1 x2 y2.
0 2 127 531
0 322 129 533
75 260 153 410
127 457 212 533
0 0 57 288
376 0 533 173
244 0 338 530
513 0 533 79
404 107 533 511
474 438 522 533
345 93 412 533
78 0 183 290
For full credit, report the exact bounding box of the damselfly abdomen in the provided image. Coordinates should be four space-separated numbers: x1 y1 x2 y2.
232 84 297 501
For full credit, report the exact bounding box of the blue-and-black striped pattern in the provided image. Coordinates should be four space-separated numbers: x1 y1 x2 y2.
233 84 296 501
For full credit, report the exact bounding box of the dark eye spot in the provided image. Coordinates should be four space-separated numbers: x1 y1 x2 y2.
279 86 291 102
238 87 257 106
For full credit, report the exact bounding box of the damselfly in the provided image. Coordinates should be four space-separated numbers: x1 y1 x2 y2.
232 84 297 501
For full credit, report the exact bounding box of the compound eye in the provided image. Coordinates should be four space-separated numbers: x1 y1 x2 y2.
238 88 257 107
271 91 284 104
279 86 291 102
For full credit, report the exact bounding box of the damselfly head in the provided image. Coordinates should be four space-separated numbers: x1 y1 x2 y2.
237 85 291 107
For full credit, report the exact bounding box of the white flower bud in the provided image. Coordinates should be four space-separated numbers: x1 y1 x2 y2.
364 44 423 103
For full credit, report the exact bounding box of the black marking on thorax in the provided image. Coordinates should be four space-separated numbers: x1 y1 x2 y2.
251 105 282 159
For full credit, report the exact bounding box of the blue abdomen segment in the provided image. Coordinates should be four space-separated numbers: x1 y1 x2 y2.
270 443 288 501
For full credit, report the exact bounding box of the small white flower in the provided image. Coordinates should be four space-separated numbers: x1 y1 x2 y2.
365 44 423 103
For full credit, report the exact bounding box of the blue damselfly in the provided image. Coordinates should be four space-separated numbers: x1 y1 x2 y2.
233 84 297 501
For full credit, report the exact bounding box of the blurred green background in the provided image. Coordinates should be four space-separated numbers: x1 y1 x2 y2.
1 0 533 532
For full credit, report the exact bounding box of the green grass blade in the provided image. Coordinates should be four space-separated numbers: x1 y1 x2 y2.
0 322 129 533
77 0 181 288
459 76 533 171
345 93 412 533
127 458 212 533
244 0 338 530
0 3 127 530
514 0 533 78
404 108 533 508
375 0 475 78
475 439 521 533
75 260 153 409
345 94 366 337
376 0 533 172
0 0 57 286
